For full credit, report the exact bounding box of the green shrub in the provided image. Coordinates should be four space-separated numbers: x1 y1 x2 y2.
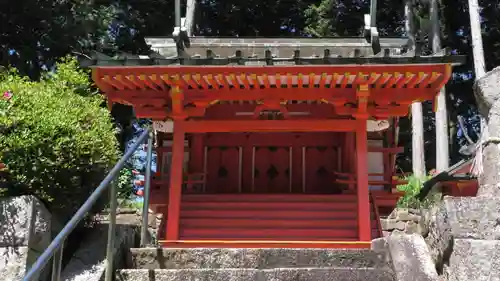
396 174 437 209
0 57 120 222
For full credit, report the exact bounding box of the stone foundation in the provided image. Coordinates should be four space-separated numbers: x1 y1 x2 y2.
424 196 500 280
118 248 396 281
380 208 427 236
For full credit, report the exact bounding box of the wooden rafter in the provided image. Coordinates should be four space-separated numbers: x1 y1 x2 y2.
93 64 454 120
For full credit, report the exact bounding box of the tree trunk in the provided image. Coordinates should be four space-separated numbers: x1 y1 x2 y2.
185 0 197 36
467 0 488 196
431 0 449 172
406 0 426 179
468 0 486 79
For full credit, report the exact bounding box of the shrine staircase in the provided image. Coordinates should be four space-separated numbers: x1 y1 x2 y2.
116 247 395 281
157 194 382 246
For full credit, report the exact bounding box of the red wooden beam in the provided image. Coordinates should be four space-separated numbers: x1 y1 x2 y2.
177 120 358 133
355 119 371 242
94 64 450 76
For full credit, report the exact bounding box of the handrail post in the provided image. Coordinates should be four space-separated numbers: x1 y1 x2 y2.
141 132 154 246
51 245 64 281
104 178 118 281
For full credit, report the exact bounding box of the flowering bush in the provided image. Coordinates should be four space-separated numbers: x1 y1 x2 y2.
0 58 120 221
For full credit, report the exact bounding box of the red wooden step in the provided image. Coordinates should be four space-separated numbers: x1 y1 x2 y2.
180 228 358 239
180 218 359 229
181 194 358 203
181 201 357 210
180 209 358 219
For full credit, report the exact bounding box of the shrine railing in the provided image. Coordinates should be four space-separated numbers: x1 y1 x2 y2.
21 129 154 281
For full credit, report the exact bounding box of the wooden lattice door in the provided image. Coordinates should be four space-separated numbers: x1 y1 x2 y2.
205 146 241 193
253 146 291 193
304 146 339 193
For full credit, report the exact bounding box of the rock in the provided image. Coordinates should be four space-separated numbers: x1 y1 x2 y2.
474 66 500 117
0 196 52 281
443 196 500 240
478 99 500 197
408 208 422 215
0 247 29 281
424 196 500 275
445 239 500 281
0 196 51 250
405 221 421 234
425 198 456 266
380 219 406 231
388 208 421 222
386 232 439 281
473 68 500 196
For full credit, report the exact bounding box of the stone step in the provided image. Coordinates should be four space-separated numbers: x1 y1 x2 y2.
116 268 396 281
127 248 391 270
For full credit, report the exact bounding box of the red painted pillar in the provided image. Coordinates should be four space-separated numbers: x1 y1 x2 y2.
356 120 371 241
166 123 185 240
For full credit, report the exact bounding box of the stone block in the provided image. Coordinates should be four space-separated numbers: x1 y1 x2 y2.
474 66 500 117
388 208 421 222
473 67 500 196
405 221 422 234
128 248 392 270
0 247 29 281
442 196 500 240
0 196 52 281
116 268 396 281
386 232 439 281
446 239 500 281
380 219 406 231
0 196 51 251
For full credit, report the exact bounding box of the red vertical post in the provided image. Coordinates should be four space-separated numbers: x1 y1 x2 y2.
166 123 185 240
356 120 371 241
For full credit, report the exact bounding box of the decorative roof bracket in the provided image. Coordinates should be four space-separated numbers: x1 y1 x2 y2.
364 0 381 55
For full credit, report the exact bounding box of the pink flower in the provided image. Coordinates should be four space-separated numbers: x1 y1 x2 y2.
2 91 12 100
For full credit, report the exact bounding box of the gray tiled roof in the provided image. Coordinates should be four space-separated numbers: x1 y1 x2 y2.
80 37 465 67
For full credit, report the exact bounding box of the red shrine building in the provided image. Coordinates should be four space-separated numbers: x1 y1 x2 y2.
88 36 463 248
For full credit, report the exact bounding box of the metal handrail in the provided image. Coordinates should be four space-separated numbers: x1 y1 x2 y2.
22 129 154 281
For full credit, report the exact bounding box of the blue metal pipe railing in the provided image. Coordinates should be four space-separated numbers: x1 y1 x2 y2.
22 129 153 281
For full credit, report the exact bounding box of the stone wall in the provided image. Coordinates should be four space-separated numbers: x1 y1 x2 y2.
424 196 500 281
375 208 440 281
380 208 428 237
0 196 52 281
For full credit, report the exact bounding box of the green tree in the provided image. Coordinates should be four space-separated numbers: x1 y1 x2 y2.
0 58 120 221
0 0 115 79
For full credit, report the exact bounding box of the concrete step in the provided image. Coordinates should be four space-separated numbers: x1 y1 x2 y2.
127 248 392 270
116 268 396 281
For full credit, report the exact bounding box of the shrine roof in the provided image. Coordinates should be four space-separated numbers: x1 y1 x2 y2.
87 36 465 121
81 36 465 67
